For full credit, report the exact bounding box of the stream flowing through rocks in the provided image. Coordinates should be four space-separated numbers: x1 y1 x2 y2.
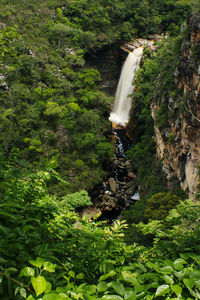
81 127 140 220
81 37 161 220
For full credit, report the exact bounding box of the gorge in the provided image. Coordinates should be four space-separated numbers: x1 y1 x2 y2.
1 1 200 298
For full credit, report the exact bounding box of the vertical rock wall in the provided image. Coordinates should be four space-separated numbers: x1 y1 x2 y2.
151 14 200 199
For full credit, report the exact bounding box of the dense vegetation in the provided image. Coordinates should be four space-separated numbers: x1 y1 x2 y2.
0 0 200 299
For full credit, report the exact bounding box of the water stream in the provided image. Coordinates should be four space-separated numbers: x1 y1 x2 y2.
84 46 143 220
109 47 143 126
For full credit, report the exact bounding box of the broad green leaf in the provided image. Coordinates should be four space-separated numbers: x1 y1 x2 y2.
6 267 17 272
20 288 26 298
174 259 186 271
68 270 75 278
31 276 46 296
111 281 125 296
76 283 87 293
136 291 145 298
20 267 35 277
97 281 108 292
82 284 96 295
102 296 122 299
134 283 144 293
155 285 170 297
183 278 195 290
195 280 200 290
171 285 182 296
27 295 35 300
174 269 186 280
146 295 153 300
45 281 52 293
160 266 174 274
146 262 156 269
43 262 56 273
29 257 45 268
99 270 116 281
56 287 67 293
15 287 20 296
5 267 17 277
162 275 174 285
191 271 200 280
43 294 59 300
58 293 70 299
164 259 174 268
134 262 147 273
76 273 84 280
121 271 139 285
84 296 101 300
145 282 159 291
124 290 136 299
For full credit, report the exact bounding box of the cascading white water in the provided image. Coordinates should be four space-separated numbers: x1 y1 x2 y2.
109 47 143 126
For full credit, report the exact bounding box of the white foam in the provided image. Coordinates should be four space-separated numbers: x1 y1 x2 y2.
109 47 143 126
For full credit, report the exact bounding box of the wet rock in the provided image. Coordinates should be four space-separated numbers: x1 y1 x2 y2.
118 181 126 186
123 180 137 196
80 207 101 220
128 172 136 179
108 177 117 192
99 194 120 211
123 179 136 190
125 185 137 196
148 34 163 41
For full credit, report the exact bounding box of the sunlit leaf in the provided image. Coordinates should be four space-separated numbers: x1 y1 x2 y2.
111 281 125 296
20 267 35 277
155 285 170 297
29 257 45 268
31 276 46 296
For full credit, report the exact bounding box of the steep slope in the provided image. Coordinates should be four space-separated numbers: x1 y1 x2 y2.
126 12 200 200
151 13 200 199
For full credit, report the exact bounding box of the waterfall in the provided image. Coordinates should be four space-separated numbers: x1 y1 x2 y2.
109 47 143 126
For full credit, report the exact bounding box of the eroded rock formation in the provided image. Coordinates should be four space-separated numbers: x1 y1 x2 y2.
151 14 200 199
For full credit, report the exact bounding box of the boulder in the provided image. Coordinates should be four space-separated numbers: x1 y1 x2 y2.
108 177 117 192
128 172 136 179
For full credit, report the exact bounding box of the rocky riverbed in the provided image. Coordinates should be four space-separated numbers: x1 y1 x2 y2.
81 128 139 220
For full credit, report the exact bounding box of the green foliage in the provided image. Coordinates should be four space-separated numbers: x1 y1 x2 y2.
4 251 200 299
0 26 19 62
144 192 180 221
1 158 200 300
61 190 92 210
95 142 114 163
138 200 200 255
191 42 200 62
155 104 169 130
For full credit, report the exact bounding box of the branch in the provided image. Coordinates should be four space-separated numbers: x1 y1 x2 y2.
184 101 200 123
0 272 32 293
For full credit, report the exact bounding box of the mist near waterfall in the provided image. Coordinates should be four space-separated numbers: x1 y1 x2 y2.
109 47 143 126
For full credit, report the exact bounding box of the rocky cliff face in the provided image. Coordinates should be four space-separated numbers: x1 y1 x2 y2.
86 46 125 96
151 13 200 199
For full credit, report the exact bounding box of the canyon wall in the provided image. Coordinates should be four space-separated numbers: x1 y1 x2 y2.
151 14 200 199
